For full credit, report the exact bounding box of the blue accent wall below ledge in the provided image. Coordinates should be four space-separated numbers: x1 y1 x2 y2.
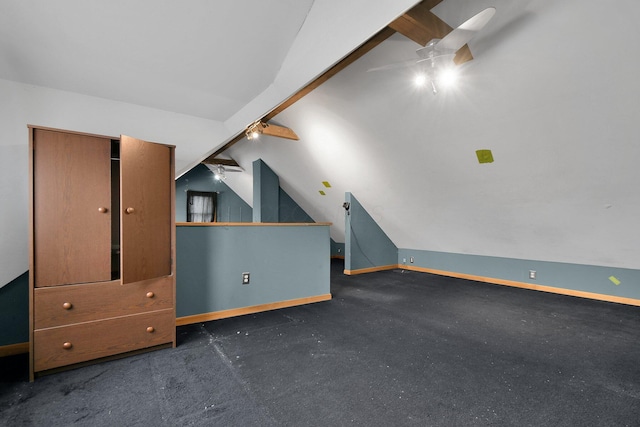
0 272 29 347
398 249 640 302
253 159 280 223
345 192 397 272
331 239 345 258
176 224 331 318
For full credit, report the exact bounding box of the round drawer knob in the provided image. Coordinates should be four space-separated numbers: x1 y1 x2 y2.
62 302 72 310
63 342 72 350
98 207 108 213
146 291 155 298
146 326 155 333
125 207 135 214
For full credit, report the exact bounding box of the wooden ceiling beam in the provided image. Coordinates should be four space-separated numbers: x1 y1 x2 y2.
205 133 245 162
261 123 299 140
453 45 473 65
389 0 448 46
389 0 473 64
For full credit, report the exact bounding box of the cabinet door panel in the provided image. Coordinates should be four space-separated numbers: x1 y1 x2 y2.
120 135 172 284
33 129 112 287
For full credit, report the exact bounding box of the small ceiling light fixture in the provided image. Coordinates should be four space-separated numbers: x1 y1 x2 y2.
245 120 265 140
213 164 226 181
244 120 299 141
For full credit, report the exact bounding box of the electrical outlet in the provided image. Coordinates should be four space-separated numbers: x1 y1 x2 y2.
410 257 414 263
242 272 250 285
402 258 407 264
529 270 536 279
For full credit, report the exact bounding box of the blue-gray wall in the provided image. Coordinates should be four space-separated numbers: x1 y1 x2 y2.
345 192 397 271
398 249 640 301
176 164 252 223
0 272 28 346
176 162 316 224
176 224 330 317
280 188 315 223
253 159 280 223
331 239 345 258
253 158 317 224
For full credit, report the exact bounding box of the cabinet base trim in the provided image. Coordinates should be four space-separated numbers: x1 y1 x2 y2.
0 342 29 357
176 294 333 326
34 343 173 378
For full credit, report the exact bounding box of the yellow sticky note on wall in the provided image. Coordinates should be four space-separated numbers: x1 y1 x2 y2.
476 149 494 164
609 276 621 285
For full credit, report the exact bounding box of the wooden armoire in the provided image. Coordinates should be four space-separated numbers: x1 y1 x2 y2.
28 125 176 380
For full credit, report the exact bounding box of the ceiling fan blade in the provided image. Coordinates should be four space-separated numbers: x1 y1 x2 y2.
202 158 244 172
202 158 240 167
366 59 419 72
261 123 299 140
416 52 456 65
436 7 496 52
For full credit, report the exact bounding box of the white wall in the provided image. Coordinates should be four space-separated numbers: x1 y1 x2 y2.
0 79 230 287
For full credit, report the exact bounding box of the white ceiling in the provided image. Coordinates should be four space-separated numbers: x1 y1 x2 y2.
0 0 315 121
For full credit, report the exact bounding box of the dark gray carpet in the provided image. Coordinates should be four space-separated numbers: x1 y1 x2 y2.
2 260 639 426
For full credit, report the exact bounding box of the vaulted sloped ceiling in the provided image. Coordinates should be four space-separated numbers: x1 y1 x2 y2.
0 0 315 121
222 0 640 270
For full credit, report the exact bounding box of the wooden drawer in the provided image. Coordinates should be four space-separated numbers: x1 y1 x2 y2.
34 276 174 329
34 308 174 372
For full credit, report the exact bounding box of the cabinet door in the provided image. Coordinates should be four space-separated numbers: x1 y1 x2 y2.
120 135 172 284
33 129 112 287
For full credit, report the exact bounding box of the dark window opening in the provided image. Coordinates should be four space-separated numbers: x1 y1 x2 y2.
187 190 217 222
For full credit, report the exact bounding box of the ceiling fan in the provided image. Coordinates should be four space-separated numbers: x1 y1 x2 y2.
368 7 496 94
202 158 244 181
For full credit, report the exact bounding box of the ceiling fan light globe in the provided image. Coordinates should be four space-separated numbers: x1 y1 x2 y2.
414 73 428 87
213 165 226 181
437 67 459 89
